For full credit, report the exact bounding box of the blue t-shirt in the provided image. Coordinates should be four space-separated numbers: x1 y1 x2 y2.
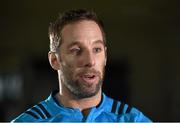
11 90 151 122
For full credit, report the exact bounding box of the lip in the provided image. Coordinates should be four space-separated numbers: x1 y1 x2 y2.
79 74 98 84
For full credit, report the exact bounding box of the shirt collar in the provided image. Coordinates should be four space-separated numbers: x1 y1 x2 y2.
48 90 107 110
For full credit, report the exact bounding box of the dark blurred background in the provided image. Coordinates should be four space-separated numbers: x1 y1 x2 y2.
0 0 180 121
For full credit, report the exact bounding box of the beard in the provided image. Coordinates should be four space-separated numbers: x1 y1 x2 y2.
60 66 105 99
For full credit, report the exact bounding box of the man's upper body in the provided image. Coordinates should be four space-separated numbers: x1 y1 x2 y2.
11 9 152 122
12 90 151 122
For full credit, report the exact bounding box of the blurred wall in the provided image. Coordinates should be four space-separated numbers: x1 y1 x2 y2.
0 0 180 121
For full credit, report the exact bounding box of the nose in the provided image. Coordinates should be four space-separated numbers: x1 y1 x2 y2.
82 50 95 67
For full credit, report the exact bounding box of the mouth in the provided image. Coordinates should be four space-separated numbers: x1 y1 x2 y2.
80 73 98 84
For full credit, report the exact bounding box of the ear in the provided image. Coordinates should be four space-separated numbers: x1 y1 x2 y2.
48 51 60 70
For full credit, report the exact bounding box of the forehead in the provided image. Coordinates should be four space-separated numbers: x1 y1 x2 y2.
60 20 104 46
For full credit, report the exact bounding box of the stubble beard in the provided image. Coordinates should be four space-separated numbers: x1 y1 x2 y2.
61 67 105 99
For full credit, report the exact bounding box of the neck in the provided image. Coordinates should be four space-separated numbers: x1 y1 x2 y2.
56 85 102 116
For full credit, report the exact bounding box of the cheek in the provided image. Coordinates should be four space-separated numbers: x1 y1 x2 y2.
61 56 78 75
96 58 106 72
97 55 106 66
61 55 76 68
74 56 87 67
76 60 85 67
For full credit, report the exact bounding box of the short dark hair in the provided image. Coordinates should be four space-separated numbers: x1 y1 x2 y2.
49 9 106 52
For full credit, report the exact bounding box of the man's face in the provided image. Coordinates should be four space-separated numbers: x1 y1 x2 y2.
58 20 106 99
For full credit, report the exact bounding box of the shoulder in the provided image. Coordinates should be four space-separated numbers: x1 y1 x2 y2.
11 101 52 122
102 95 152 122
102 94 133 114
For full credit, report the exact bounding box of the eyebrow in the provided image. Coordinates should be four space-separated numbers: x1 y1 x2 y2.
67 41 81 49
93 40 105 46
67 40 105 49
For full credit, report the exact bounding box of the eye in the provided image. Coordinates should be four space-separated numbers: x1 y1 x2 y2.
93 47 102 53
70 47 81 55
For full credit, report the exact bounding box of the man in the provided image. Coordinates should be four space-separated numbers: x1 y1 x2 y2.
11 9 151 122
